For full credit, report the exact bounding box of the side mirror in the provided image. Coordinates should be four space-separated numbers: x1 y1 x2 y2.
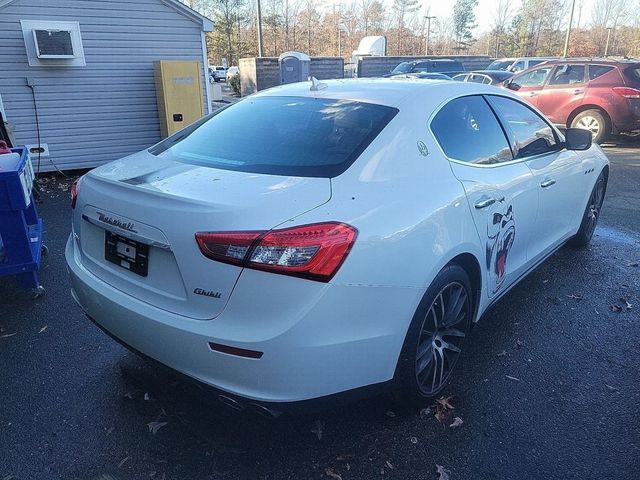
564 128 593 150
504 79 520 90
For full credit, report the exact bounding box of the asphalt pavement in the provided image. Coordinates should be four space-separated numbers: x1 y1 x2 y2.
1 139 639 480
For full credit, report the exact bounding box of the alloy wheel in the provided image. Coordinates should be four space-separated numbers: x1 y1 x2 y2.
585 177 605 237
575 115 601 138
415 282 470 395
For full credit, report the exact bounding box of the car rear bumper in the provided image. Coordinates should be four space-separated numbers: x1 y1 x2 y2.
65 234 423 404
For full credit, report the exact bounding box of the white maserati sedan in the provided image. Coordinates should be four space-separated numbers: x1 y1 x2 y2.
66 78 608 415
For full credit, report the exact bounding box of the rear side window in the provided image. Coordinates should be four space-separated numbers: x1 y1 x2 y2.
150 96 398 178
488 96 558 158
431 96 512 165
548 65 586 85
512 66 553 87
589 65 615 80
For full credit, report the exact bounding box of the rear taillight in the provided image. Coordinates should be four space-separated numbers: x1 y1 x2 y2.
70 179 79 209
613 87 640 99
195 222 357 282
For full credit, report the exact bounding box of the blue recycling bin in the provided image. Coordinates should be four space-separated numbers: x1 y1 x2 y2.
0 146 45 295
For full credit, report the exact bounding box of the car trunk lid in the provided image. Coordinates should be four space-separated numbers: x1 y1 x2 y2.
74 151 331 320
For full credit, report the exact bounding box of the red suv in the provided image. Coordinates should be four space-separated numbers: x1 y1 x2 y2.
503 59 640 143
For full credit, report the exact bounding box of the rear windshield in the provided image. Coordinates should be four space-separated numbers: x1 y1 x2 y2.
624 65 640 84
392 62 412 74
487 60 514 70
149 96 398 178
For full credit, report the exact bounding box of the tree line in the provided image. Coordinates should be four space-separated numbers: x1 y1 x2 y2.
180 0 640 66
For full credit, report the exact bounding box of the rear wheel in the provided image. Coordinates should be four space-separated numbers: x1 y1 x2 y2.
569 170 607 247
395 265 473 406
570 109 609 144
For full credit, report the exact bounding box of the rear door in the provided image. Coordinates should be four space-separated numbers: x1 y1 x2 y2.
487 95 586 260
508 65 554 108
536 64 587 125
430 95 539 299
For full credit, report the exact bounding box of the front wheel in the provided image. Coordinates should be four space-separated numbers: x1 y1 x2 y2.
395 264 473 406
571 109 609 144
569 170 607 247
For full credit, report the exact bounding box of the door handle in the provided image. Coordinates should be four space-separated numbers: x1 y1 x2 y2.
528 92 537 97
541 179 556 188
474 196 505 209
573 89 583 95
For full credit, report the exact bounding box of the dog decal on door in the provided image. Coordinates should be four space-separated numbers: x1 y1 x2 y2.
486 204 515 296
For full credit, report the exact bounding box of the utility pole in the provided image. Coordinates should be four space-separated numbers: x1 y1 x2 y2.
424 16 436 56
604 27 613 57
562 0 576 58
256 0 264 57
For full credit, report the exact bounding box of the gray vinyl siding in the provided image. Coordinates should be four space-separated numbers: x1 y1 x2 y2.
0 0 209 171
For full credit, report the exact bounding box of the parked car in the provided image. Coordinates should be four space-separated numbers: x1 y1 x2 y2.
211 65 227 82
487 57 556 73
453 70 514 85
390 72 452 80
503 58 640 143
67 79 608 414
385 59 465 77
226 66 239 80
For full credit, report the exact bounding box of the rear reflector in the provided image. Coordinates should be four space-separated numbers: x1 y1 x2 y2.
196 222 357 282
70 179 79 209
209 342 264 359
613 87 640 99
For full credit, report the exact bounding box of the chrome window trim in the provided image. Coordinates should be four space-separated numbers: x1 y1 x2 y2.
427 92 566 169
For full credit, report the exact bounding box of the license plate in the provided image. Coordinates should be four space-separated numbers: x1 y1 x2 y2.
105 231 149 277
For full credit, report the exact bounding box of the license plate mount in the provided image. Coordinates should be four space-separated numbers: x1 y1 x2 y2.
105 231 149 277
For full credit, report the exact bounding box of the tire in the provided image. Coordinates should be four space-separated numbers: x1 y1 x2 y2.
395 264 473 407
569 170 607 247
570 109 609 144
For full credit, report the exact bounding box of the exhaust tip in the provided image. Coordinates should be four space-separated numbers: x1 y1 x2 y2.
218 394 244 411
249 402 281 419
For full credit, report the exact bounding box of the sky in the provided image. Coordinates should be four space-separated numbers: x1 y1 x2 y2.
419 0 596 34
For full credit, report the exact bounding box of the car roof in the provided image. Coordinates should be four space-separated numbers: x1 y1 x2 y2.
543 57 639 65
254 78 506 108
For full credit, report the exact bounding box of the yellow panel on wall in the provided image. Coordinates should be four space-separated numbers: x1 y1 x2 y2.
154 60 204 138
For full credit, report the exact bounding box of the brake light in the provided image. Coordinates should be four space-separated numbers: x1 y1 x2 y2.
70 179 79 209
613 87 640 99
195 222 358 282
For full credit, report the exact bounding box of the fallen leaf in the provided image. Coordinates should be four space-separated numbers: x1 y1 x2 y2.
0 332 17 338
311 420 324 440
496 350 507 357
123 392 134 399
118 456 130 468
610 304 623 313
505 375 520 381
147 421 167 435
436 464 451 480
38 325 48 333
542 279 549 284
419 407 431 417
516 339 524 348
436 395 455 410
144 393 150 401
385 411 396 418
385 460 394 470
449 417 464 428
606 384 619 392
410 436 418 444
565 294 583 300
324 467 342 480
620 298 633 310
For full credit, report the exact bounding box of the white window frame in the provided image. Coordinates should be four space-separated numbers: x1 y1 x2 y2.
20 20 86 67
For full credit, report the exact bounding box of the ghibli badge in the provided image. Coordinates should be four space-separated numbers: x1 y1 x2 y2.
194 288 222 299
